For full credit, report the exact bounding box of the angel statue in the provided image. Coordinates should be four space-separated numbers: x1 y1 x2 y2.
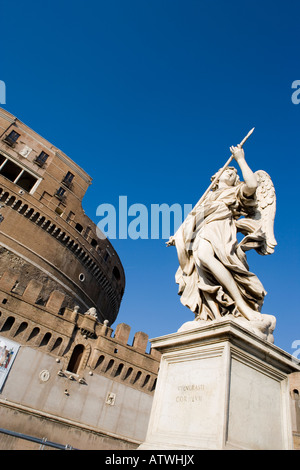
167 129 277 342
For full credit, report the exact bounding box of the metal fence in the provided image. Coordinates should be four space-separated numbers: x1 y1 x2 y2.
0 427 78 450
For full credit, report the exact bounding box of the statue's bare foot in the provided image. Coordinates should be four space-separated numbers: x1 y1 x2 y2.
237 305 263 322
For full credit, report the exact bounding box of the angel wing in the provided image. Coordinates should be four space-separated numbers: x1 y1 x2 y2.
236 170 277 255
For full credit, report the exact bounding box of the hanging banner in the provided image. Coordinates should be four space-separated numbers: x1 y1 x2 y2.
0 336 20 391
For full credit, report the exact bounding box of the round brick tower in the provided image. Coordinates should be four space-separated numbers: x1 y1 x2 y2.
0 108 125 325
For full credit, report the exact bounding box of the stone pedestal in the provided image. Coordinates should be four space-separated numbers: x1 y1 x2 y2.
139 318 300 450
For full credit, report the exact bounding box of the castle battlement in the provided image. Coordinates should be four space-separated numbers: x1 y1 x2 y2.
0 270 160 395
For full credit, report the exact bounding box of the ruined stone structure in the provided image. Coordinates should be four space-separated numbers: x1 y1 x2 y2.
0 108 160 449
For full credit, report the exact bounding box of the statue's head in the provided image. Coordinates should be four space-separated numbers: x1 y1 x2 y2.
210 166 240 190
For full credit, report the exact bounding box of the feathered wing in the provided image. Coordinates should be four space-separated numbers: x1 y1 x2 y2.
236 170 277 255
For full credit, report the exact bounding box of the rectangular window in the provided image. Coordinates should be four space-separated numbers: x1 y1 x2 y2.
55 206 64 216
0 159 23 182
75 223 83 233
35 151 49 167
84 226 91 239
3 130 20 146
55 187 66 201
16 171 38 192
0 154 6 167
66 211 75 223
62 171 74 188
0 158 38 192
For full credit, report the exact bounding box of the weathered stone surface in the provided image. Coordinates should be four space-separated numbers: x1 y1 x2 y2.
140 318 300 450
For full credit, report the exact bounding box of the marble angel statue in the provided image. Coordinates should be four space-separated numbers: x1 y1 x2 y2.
167 130 277 340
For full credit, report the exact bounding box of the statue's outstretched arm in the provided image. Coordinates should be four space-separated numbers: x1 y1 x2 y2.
230 146 257 196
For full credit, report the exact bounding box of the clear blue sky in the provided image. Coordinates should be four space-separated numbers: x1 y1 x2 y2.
1 0 299 354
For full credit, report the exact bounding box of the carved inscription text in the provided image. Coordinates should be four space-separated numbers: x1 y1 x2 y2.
176 384 205 403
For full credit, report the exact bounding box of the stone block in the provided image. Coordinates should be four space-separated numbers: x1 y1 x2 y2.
114 323 131 344
45 290 65 313
0 271 19 292
132 331 148 353
139 318 300 450
22 279 43 304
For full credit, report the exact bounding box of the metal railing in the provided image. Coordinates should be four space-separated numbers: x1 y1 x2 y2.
0 427 78 450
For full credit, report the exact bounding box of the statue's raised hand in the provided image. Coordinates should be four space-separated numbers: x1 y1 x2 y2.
166 236 175 247
230 145 245 162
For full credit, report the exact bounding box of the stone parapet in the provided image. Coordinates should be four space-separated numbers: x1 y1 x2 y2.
0 269 160 395
140 318 300 450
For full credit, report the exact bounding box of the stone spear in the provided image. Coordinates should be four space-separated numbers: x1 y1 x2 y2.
167 127 255 245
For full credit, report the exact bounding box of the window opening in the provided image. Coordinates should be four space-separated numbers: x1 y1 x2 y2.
51 337 62 352
114 363 124 377
66 211 75 223
27 327 40 342
0 157 38 193
1 316 15 331
4 130 20 146
0 154 6 166
35 151 49 167
55 187 66 201
67 344 85 374
75 223 83 233
17 171 38 192
112 266 121 281
1 159 23 182
62 171 74 187
40 332 51 347
55 206 64 216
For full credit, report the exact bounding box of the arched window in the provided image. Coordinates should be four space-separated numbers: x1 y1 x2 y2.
105 359 114 373
142 374 151 388
19 203 28 215
124 367 133 380
6 196 15 207
40 332 51 347
0 192 9 203
133 371 142 384
24 208 34 219
31 211 40 222
48 224 56 234
36 216 45 226
27 327 40 342
95 355 105 369
67 344 85 374
151 378 157 392
12 200 22 212
114 363 124 377
42 220 51 231
51 337 63 353
14 322 28 337
1 316 15 332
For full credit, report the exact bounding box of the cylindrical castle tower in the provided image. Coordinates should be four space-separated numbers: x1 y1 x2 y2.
0 107 125 325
